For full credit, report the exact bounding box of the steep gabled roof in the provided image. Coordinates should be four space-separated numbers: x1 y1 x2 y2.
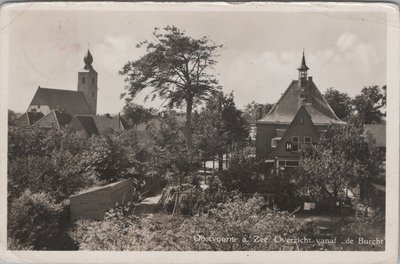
92 115 126 133
14 112 45 127
70 115 99 136
29 87 92 116
270 106 319 158
257 80 344 125
70 114 127 136
33 110 72 129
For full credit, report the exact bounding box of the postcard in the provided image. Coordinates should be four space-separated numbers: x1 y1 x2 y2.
0 2 398 263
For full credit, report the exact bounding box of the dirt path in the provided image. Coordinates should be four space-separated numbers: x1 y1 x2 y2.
133 189 163 216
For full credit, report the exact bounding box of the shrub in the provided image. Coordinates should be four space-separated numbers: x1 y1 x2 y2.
70 206 185 251
177 194 300 250
8 190 63 250
82 133 144 184
8 152 93 203
70 195 303 251
218 149 265 193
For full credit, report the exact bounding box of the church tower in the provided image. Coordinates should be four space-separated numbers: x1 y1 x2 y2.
77 50 98 115
298 51 311 105
297 51 309 88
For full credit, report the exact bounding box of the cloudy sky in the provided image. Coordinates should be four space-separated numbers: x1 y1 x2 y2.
4 3 387 114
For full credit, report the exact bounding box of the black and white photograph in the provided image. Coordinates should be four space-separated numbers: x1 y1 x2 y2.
0 2 399 263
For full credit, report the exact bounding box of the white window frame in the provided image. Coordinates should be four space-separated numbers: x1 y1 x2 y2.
271 137 281 148
304 136 312 144
292 136 299 151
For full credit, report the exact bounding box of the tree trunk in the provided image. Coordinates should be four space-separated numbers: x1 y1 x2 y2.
218 153 223 171
185 98 193 151
204 161 207 184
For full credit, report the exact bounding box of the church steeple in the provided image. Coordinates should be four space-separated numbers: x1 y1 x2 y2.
78 49 98 115
83 49 94 71
297 51 309 87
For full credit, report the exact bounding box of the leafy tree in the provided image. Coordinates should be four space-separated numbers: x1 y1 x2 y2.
193 92 249 169
146 115 201 185
8 153 92 203
81 132 143 184
218 148 265 193
8 126 92 202
352 85 386 124
122 102 155 128
242 101 274 124
120 25 223 150
298 123 385 207
323 88 353 121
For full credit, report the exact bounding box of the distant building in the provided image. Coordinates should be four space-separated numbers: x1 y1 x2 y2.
13 50 127 135
256 52 345 174
364 123 386 209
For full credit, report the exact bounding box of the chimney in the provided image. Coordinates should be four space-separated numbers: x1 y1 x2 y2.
105 113 111 118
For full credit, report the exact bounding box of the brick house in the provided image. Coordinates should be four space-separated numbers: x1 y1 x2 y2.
255 52 345 175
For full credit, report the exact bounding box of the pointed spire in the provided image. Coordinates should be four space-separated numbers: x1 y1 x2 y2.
297 50 309 71
83 49 93 70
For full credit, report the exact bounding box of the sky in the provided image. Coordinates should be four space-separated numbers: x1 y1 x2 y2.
4 4 387 115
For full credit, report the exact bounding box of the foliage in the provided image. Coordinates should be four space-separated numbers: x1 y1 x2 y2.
122 102 155 127
70 207 185 251
158 184 204 215
218 148 265 194
70 195 302 251
352 85 386 124
177 194 300 250
8 126 88 161
270 169 302 211
242 101 274 123
8 127 92 203
146 115 202 185
8 190 64 250
120 25 223 149
81 131 145 184
8 153 92 203
323 88 353 121
193 92 249 167
298 123 385 204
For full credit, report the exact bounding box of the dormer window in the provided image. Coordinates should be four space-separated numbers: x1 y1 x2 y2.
271 137 281 148
82 77 86 84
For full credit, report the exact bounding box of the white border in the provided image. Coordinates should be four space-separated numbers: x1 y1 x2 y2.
0 2 398 264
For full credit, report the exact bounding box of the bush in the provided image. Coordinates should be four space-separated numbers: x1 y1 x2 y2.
8 190 64 250
218 149 265 193
8 152 93 203
177 194 300 250
8 126 88 161
70 195 303 251
82 132 144 184
70 205 185 251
